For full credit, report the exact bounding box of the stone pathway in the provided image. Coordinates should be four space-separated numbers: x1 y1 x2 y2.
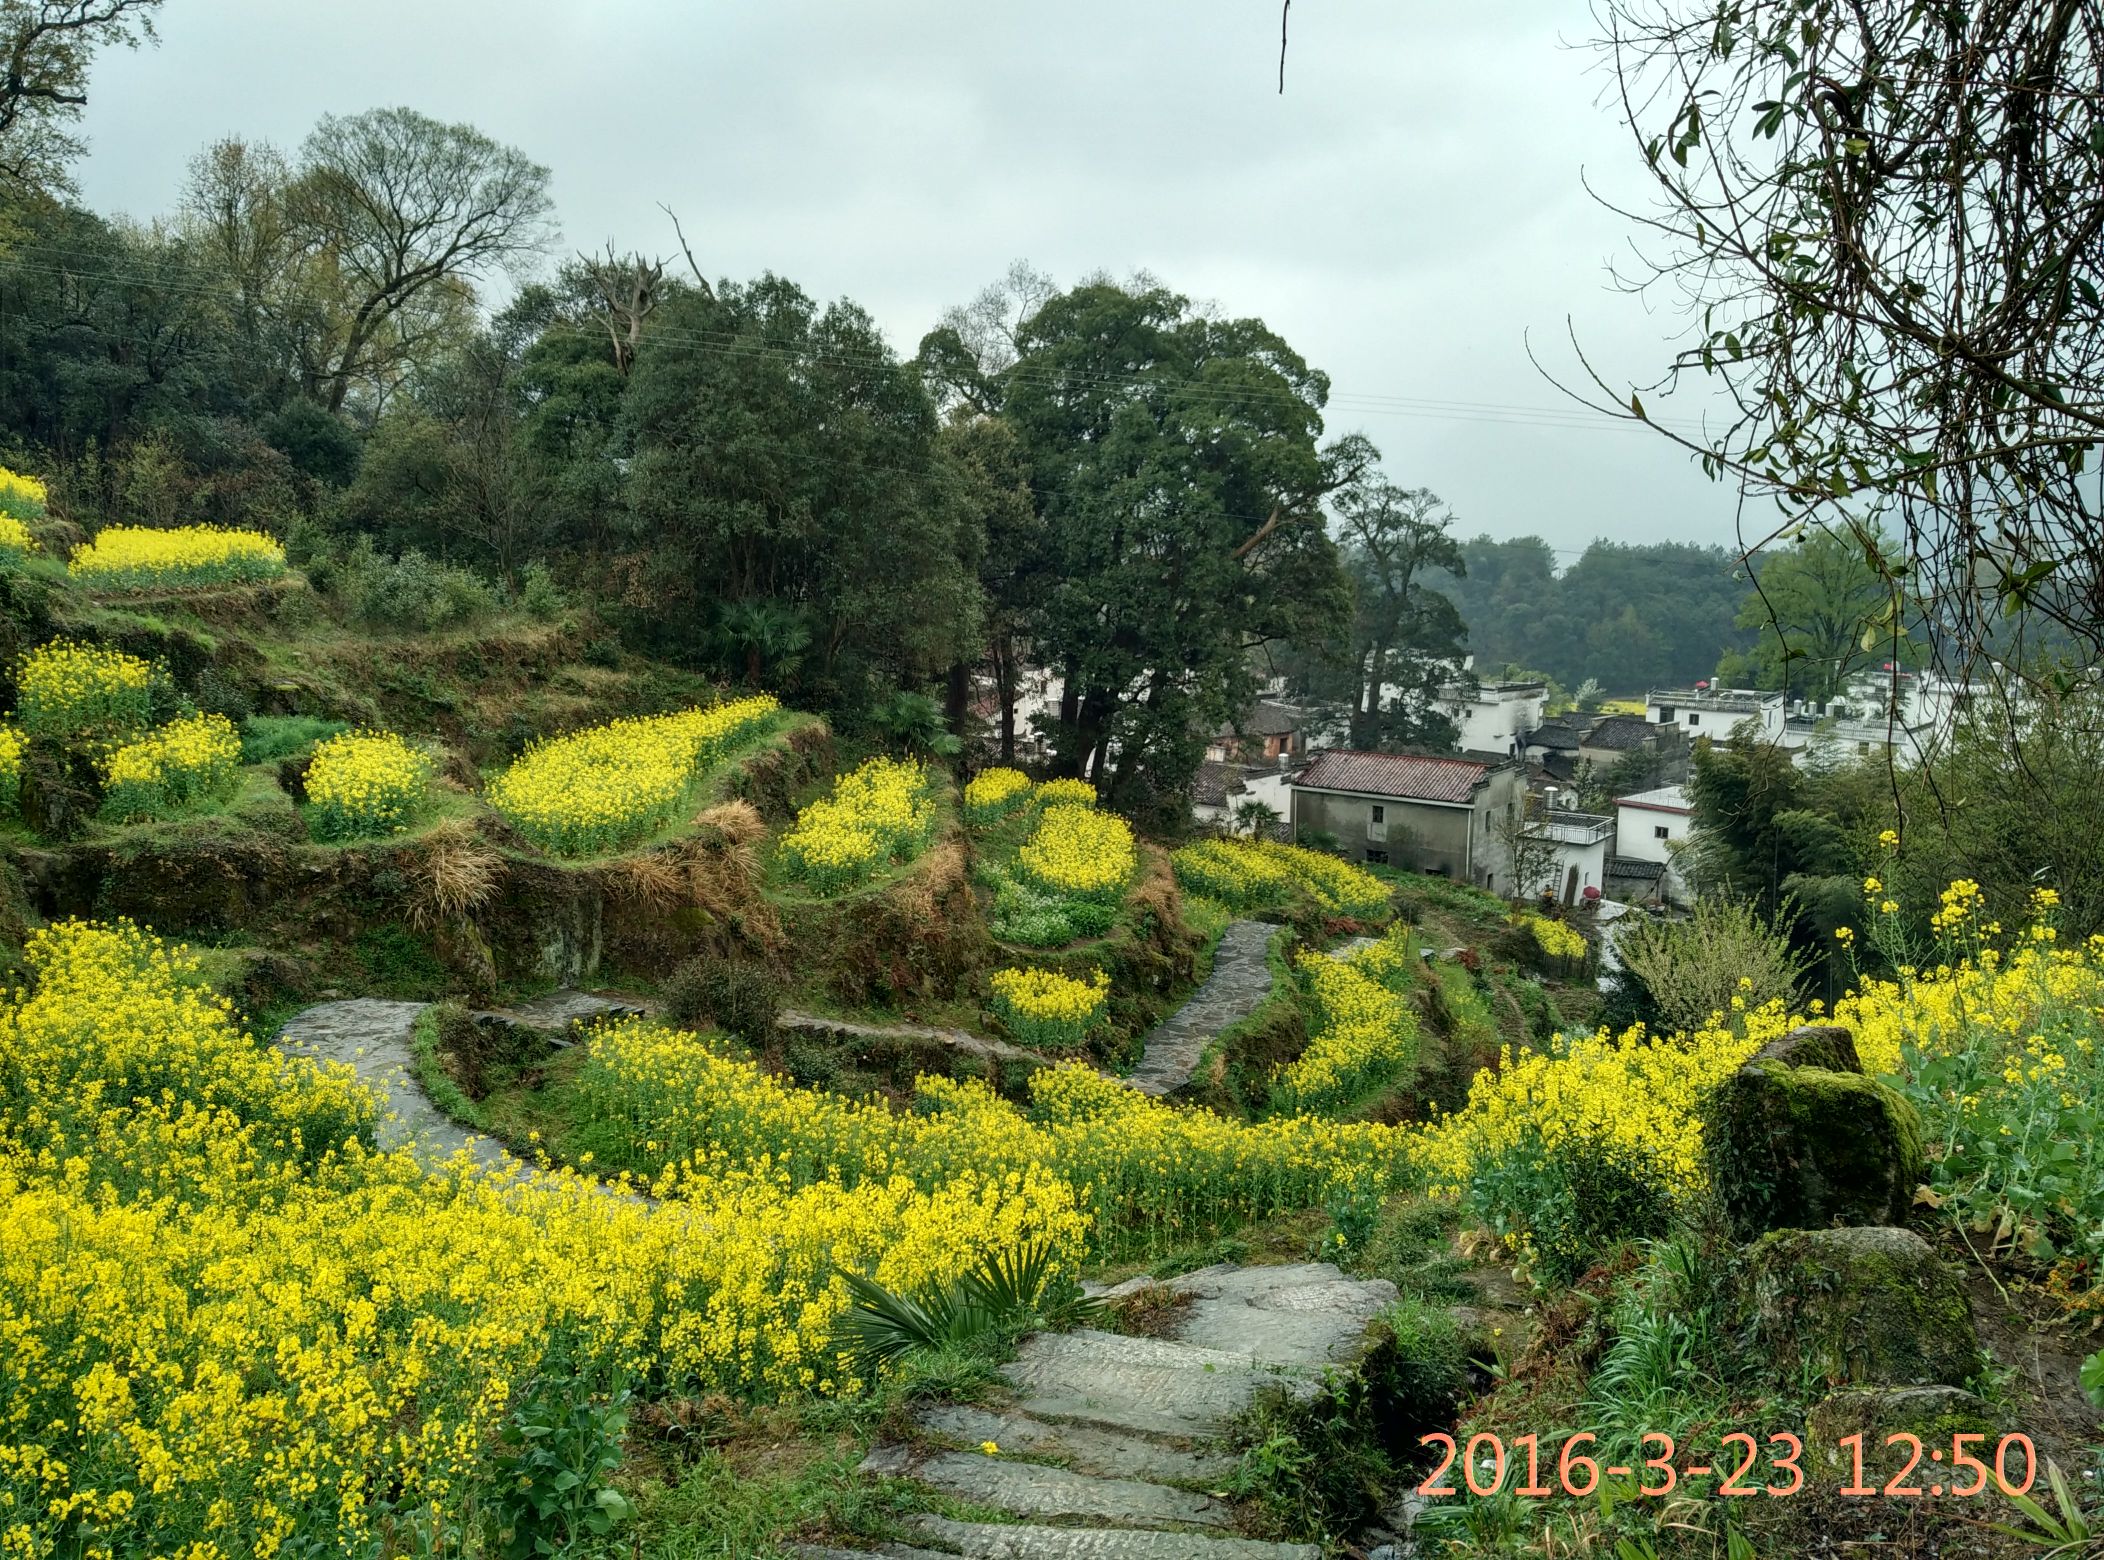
778 1010 1044 1069
274 990 640 1174
796 1262 1397 1560
1124 920 1275 1096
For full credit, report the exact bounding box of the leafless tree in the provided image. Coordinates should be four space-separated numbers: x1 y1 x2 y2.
1557 0 2104 674
0 0 160 191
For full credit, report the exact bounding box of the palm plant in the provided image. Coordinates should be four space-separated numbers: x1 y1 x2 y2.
832 1239 1103 1380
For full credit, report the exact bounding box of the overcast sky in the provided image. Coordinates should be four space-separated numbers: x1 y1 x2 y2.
75 0 1748 560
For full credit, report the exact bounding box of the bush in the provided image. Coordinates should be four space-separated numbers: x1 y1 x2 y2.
1618 896 1806 1034
662 955 785 1047
329 536 502 631
239 714 350 765
518 560 565 621
304 730 434 841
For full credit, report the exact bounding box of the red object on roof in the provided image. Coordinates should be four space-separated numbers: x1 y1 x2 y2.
1294 750 1493 804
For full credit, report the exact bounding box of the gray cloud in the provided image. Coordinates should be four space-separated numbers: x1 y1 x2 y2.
77 0 1745 556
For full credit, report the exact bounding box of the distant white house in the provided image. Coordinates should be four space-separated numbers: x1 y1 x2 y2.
1646 686 1792 746
1516 808 1614 905
1435 679 1547 758
1611 784 1694 906
1192 758 1298 835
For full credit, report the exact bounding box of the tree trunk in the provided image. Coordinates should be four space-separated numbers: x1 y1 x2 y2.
992 634 1018 765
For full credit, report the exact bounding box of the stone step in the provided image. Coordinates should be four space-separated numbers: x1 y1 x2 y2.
909 1403 1234 1486
1125 919 1276 1096
1168 1263 1399 1368
1000 1329 1313 1440
863 1446 1231 1530
785 1544 956 1560
907 1515 1319 1559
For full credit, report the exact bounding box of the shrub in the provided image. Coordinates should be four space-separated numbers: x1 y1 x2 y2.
239 713 350 764
99 713 243 822
661 954 785 1047
989 966 1110 1049
329 537 502 631
305 729 434 840
68 524 286 591
15 639 157 742
1618 895 1806 1034
518 560 565 621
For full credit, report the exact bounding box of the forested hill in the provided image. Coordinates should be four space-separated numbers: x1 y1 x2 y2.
1436 535 1754 693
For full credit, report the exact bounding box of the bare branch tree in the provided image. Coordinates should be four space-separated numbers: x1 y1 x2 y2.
1563 0 2104 674
0 0 161 191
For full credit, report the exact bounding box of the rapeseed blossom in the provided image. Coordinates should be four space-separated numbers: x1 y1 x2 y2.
15 638 156 741
488 696 779 855
305 729 434 839
1034 777 1097 808
964 766 1032 823
779 756 936 894
99 712 242 821
1170 836 1389 920
1017 803 1135 902
68 524 286 591
0 515 37 557
0 464 47 520
0 726 20 814
1272 935 1420 1113
0 919 1086 1554
1514 913 1587 962
989 965 1109 1049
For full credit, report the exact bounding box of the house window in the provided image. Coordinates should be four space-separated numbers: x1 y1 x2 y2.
1371 804 1385 823
1653 824 1670 840
1364 848 1389 865
1687 713 1700 726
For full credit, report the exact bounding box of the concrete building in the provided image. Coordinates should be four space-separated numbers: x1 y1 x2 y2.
1611 784 1694 905
1289 750 1525 890
1646 686 1790 745
1435 679 1547 759
1516 808 1614 905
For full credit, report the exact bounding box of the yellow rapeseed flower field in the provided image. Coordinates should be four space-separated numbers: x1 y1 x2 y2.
0 919 1084 1554
0 516 37 557
99 713 242 821
68 524 286 592
304 729 434 839
487 696 779 855
963 765 1031 822
1273 936 1420 1114
15 638 156 741
0 465 47 521
778 756 936 894
1033 777 1097 808
1017 803 1134 902
988 965 1109 1048
1171 837 1390 920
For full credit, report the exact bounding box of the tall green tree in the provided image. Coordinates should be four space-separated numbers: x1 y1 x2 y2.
1335 479 1466 751
624 276 981 703
995 279 1359 805
0 0 161 196
1718 527 1910 703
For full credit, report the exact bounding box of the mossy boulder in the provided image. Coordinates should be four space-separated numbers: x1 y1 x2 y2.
1806 1385 1998 1489
1704 1027 1924 1239
1734 1226 1981 1390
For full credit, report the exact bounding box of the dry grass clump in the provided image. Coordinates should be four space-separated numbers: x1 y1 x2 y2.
405 818 504 930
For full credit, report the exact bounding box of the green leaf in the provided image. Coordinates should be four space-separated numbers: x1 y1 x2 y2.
1629 393 1647 420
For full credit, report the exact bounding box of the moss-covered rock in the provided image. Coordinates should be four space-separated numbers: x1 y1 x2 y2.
1750 1022 1863 1074
1705 1039 1924 1238
1806 1385 1998 1489
1733 1226 1981 1390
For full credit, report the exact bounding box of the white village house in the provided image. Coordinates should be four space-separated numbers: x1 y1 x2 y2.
1288 750 1524 890
1609 784 1693 906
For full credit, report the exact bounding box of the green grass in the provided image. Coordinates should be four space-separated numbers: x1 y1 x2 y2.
239 712 349 763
